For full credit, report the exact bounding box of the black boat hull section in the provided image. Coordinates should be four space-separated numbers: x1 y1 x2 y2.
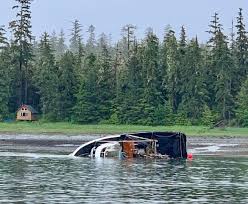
128 132 187 159
71 132 187 159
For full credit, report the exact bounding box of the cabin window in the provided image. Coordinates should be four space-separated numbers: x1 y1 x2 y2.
21 112 28 117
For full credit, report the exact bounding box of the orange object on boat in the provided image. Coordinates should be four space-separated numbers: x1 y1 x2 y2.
123 141 135 158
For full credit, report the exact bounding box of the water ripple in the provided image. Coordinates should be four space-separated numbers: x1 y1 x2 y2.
0 154 247 203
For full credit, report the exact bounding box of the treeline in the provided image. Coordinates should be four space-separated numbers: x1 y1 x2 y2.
1 0 248 126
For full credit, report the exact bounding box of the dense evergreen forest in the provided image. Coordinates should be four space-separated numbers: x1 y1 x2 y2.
1 0 248 126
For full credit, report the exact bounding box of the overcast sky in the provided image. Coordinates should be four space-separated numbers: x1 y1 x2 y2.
0 0 248 43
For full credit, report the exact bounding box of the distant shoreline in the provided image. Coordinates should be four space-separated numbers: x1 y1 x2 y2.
1 122 248 137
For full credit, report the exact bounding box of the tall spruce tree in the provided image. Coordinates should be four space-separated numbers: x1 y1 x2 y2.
207 13 224 49
206 13 222 109
69 19 83 55
177 26 188 118
229 20 240 97
57 51 77 121
163 29 180 113
97 33 110 52
214 43 235 122
86 25 96 54
73 53 99 123
97 36 115 121
0 26 8 49
141 29 164 125
116 41 145 124
69 20 84 79
235 8 248 84
207 13 235 121
55 29 67 58
9 0 33 106
112 43 126 122
50 31 58 53
179 26 187 53
34 32 59 120
0 27 11 120
180 38 208 123
112 26 137 122
178 26 187 71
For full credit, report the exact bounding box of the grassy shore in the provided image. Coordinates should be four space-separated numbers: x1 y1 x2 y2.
0 122 248 137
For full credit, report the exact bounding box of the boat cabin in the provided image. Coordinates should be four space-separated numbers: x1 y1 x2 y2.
16 105 38 121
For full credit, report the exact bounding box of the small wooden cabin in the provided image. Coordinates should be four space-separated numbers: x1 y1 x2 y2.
16 105 38 121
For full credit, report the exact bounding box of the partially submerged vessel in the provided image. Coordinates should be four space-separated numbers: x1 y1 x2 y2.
71 132 187 159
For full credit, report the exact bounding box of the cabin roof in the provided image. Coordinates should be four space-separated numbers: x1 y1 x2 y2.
17 105 38 114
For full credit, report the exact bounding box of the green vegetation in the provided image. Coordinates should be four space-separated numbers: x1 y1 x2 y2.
1 1 248 127
0 122 248 137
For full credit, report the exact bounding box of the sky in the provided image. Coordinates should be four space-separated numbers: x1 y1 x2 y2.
0 0 248 43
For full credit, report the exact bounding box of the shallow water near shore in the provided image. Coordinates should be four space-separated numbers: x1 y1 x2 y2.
0 134 248 203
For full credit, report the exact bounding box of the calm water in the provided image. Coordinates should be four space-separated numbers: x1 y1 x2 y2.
0 152 247 204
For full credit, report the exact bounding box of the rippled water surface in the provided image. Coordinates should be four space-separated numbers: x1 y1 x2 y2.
0 152 247 204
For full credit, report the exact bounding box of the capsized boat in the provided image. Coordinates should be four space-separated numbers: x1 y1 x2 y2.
71 132 187 159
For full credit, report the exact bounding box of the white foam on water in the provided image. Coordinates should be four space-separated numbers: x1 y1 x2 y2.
55 144 77 147
0 151 69 159
190 143 239 154
190 145 220 153
217 144 238 147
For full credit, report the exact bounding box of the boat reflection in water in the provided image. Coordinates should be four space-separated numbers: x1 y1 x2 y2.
71 132 188 159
